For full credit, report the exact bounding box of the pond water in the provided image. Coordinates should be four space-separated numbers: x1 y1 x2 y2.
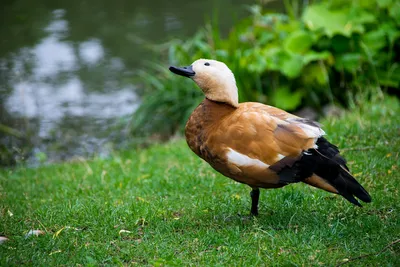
0 0 283 166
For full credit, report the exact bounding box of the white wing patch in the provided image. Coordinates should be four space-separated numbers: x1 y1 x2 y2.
227 148 270 169
298 123 325 138
276 154 285 161
287 118 326 138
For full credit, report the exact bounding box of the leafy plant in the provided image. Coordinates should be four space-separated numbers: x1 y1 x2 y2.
132 0 400 137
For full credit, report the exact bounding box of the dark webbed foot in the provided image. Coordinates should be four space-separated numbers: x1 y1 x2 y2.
250 188 260 216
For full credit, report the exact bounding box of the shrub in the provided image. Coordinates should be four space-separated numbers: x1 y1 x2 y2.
132 0 400 137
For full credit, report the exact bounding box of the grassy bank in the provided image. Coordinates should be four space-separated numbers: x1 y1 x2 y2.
1 96 399 266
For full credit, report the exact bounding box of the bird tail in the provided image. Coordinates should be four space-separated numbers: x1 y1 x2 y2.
273 137 372 206
326 165 372 206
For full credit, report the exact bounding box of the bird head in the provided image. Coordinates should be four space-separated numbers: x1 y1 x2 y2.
169 59 239 107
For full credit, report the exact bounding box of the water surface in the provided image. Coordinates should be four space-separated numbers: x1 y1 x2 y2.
0 0 282 165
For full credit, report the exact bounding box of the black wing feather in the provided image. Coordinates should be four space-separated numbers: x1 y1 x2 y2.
270 137 372 206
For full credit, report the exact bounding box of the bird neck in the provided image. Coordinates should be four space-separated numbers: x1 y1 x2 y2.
204 84 239 108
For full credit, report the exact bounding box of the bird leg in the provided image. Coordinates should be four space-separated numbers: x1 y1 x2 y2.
250 188 260 216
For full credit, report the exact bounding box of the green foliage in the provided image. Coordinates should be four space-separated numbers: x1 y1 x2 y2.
133 0 400 136
1 97 400 265
133 63 203 137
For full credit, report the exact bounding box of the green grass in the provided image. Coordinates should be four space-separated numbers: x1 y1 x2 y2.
1 96 399 266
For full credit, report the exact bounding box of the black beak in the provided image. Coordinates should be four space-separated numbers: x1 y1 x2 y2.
169 65 195 78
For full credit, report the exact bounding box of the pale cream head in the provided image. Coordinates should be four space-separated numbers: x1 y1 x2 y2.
190 59 239 107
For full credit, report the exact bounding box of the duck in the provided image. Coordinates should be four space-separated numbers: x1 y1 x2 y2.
169 59 371 215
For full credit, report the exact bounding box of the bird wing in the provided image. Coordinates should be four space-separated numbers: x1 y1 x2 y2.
209 102 326 187
221 103 325 163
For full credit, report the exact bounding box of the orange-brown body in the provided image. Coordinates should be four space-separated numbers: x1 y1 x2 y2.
185 98 337 193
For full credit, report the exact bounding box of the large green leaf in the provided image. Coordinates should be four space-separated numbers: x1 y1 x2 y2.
349 9 376 25
284 30 314 54
280 53 304 78
302 3 364 37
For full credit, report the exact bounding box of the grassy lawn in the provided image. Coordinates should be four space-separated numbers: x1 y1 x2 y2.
1 97 399 266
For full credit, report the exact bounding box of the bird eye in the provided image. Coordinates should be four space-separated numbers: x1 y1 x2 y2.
204 62 210 66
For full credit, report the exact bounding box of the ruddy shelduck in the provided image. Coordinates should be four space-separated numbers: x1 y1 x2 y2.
169 59 371 215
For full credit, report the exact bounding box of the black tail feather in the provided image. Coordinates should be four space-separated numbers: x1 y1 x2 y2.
333 169 371 206
273 137 372 206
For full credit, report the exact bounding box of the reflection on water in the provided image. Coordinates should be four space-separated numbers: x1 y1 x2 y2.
7 80 136 135
6 11 137 136
0 0 268 165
